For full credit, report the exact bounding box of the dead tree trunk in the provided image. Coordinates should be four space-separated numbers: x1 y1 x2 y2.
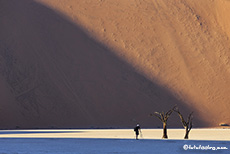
163 122 168 139
150 106 176 139
184 126 190 139
174 107 193 139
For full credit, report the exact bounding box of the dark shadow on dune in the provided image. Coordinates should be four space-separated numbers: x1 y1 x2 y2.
0 0 207 128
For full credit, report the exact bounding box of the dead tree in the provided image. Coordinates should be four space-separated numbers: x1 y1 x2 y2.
174 107 193 139
150 106 176 139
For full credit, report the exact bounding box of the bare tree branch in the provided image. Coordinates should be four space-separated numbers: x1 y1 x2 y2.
150 113 162 121
187 112 193 123
173 108 186 127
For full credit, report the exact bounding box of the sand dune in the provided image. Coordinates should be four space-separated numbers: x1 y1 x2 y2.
0 0 230 128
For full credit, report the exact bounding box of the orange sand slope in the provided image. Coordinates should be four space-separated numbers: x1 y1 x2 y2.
0 0 230 128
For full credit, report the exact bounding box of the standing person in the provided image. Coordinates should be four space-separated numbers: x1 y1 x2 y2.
134 123 141 140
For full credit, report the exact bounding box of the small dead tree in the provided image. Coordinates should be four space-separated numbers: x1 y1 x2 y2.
174 107 193 139
150 106 176 139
